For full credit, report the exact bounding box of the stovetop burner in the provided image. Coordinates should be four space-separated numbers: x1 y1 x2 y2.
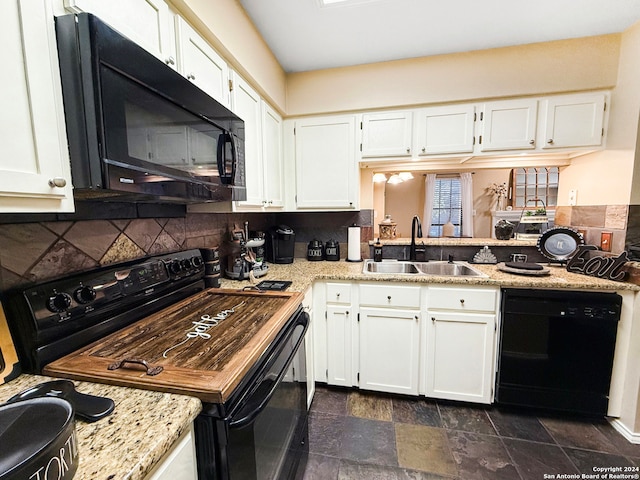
2 249 206 373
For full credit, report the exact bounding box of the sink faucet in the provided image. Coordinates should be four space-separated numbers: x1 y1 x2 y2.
410 215 423 261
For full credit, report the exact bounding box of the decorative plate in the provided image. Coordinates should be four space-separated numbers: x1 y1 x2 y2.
537 227 584 261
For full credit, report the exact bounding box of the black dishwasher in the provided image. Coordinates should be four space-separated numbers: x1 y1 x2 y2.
496 288 621 416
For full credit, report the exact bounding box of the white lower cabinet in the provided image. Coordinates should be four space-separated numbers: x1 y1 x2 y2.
326 304 354 387
314 281 498 405
359 307 420 395
302 287 315 409
425 311 495 404
423 286 499 404
144 424 197 480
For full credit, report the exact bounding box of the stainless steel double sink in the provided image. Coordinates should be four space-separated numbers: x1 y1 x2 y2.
362 259 487 277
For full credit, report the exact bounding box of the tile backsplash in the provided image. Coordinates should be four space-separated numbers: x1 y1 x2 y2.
554 205 628 255
0 209 374 291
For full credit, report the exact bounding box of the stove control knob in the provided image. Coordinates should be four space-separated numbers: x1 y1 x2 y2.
47 292 72 312
74 285 96 304
191 256 203 268
169 260 182 275
181 259 193 270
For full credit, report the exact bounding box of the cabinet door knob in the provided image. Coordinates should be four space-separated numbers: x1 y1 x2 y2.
165 56 175 66
387 295 391 301
460 299 465 305
345 311 349 316
48 177 67 188
421 147 426 153
414 315 419 321
406 147 410 153
547 139 554 144
187 73 196 80
336 293 340 298
529 139 535 145
431 317 436 323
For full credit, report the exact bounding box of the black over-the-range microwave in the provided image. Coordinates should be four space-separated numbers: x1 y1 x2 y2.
55 13 246 203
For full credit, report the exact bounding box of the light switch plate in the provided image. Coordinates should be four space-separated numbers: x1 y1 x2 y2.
568 189 577 206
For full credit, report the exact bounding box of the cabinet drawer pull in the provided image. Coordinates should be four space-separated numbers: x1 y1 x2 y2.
431 317 436 323
387 295 392 302
48 177 67 188
460 299 465 305
547 139 554 144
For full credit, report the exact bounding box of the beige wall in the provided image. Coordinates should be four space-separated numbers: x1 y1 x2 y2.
173 0 287 112
285 35 620 116
557 21 640 207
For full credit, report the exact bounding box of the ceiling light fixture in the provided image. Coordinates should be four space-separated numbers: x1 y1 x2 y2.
387 174 403 184
372 173 387 183
398 172 414 181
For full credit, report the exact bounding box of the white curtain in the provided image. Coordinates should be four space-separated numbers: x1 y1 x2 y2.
422 174 436 237
460 172 474 238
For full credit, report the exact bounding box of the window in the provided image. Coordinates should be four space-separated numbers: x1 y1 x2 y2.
511 167 559 209
429 176 462 237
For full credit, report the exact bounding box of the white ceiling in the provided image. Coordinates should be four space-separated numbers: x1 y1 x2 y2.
239 0 640 73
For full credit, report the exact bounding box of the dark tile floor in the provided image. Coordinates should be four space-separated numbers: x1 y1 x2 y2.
302 385 640 480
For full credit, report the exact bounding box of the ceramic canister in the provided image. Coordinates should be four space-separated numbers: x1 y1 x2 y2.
307 239 324 261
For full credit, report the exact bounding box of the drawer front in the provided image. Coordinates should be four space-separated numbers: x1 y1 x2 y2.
326 282 351 304
359 284 421 309
428 286 497 312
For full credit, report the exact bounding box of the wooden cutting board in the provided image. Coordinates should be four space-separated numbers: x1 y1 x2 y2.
44 289 303 403
0 304 21 384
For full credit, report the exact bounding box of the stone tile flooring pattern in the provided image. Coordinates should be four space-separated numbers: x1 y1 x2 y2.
302 385 640 480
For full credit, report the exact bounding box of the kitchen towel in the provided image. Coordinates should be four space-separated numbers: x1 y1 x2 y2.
347 225 361 261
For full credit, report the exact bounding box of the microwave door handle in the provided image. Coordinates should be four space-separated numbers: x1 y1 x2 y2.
216 133 226 183
229 133 237 185
216 133 234 185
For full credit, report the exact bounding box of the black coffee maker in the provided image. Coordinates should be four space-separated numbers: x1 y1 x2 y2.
266 225 295 264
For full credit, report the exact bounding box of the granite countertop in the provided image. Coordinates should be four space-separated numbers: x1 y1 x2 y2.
218 258 639 292
0 374 202 480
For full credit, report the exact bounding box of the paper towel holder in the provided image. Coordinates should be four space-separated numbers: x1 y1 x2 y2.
346 224 363 262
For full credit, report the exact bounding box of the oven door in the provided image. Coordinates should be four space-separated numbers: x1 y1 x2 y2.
208 310 309 480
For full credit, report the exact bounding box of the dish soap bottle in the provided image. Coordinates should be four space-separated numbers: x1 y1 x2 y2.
373 238 383 262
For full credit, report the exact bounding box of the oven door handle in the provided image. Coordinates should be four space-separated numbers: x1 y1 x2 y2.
228 316 308 429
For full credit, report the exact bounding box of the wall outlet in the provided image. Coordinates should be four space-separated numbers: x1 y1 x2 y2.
568 189 577 206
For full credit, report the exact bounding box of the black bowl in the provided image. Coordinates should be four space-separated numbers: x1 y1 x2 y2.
0 397 78 480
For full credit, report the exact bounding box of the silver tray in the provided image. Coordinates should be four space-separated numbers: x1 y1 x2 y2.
537 227 584 261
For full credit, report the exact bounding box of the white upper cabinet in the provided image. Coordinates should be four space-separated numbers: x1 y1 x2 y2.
1 0 74 212
294 115 359 209
175 16 229 108
479 99 538 151
361 111 413 157
230 73 284 210
231 73 262 207
541 92 607 149
261 103 284 208
415 104 476 155
64 0 174 65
